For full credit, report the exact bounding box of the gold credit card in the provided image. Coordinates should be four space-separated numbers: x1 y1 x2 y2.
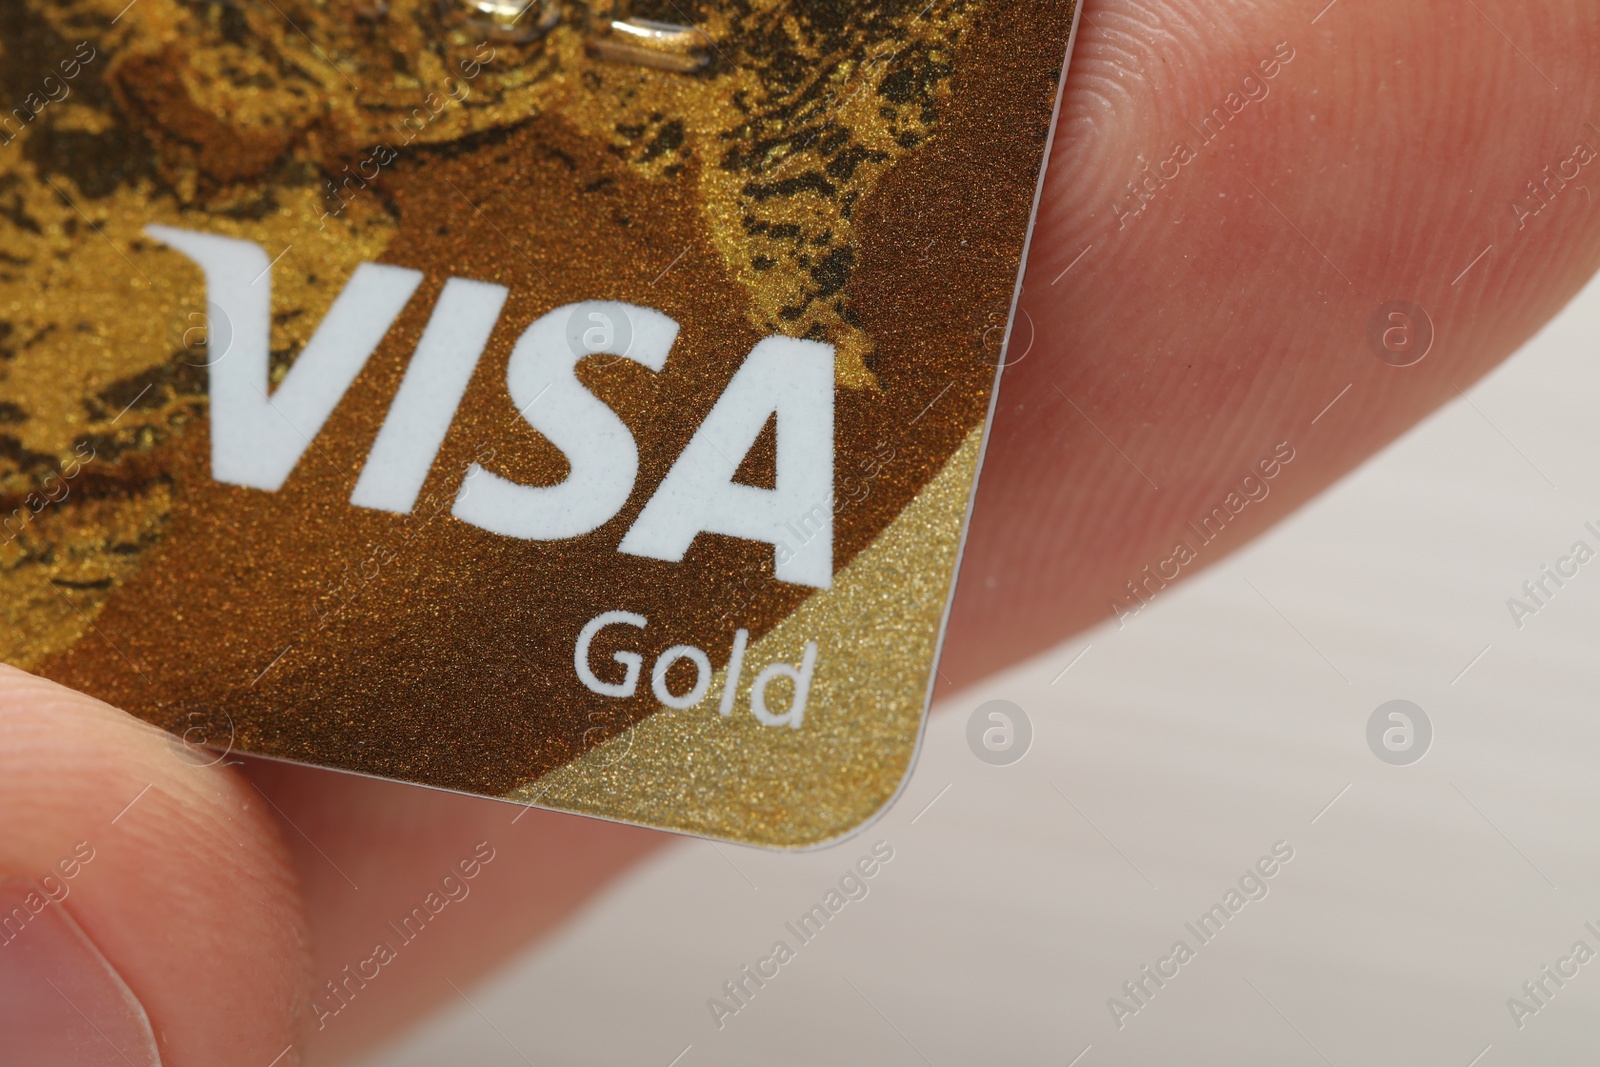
0 0 1078 846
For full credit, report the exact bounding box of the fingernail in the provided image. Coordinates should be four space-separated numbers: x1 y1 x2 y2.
0 877 161 1066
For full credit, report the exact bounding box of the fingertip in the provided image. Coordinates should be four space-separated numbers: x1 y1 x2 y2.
0 664 314 1066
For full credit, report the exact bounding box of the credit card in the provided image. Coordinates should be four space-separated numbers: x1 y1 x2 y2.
0 0 1079 847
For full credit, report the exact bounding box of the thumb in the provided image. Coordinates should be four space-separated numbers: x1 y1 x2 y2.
0 665 312 1066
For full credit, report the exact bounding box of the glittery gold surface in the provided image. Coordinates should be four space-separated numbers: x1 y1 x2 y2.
2 0 1077 843
514 427 979 847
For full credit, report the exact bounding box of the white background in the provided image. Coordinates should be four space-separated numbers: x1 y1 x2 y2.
360 272 1600 1066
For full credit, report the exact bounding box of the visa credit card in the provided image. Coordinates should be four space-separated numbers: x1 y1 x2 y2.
0 0 1079 847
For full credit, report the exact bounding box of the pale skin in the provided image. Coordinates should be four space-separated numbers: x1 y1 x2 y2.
3 0 1599 1061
